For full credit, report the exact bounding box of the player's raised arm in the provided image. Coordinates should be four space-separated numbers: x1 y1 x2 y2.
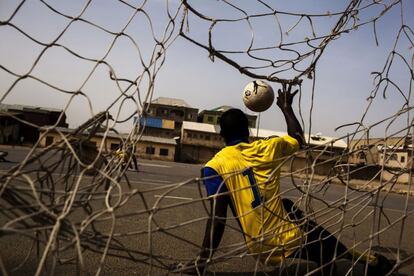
276 83 305 148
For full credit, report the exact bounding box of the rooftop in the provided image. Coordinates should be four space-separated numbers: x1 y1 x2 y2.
209 105 234 112
183 121 221 133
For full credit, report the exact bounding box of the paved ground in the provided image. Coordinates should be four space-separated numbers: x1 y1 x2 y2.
0 146 413 275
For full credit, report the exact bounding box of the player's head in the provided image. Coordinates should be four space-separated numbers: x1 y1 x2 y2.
220 109 249 144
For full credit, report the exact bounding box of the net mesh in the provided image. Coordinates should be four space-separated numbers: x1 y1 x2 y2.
0 0 413 275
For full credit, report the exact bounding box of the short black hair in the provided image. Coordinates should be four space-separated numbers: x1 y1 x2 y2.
219 109 249 143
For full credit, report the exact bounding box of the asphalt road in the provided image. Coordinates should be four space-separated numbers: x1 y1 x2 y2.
1 146 413 275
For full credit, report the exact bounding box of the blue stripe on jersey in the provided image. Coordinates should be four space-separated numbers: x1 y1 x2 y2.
202 167 228 196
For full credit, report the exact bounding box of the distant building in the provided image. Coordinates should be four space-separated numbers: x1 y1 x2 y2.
138 97 199 138
198 105 257 128
38 127 177 162
179 121 224 163
137 135 177 161
0 104 68 145
349 136 411 166
349 136 413 183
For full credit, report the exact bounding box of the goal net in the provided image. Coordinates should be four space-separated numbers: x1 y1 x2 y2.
0 0 413 275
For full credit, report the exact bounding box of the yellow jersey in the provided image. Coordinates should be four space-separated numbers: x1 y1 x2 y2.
205 136 301 265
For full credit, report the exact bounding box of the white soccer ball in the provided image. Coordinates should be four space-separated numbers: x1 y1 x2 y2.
242 80 275 112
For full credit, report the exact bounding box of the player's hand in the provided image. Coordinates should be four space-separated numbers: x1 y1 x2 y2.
276 83 299 110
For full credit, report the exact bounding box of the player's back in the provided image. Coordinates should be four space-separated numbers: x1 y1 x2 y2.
206 136 301 264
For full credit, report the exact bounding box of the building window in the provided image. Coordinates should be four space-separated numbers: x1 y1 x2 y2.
160 148 169 156
146 146 155 154
187 113 192 119
45 136 54 146
110 143 120 150
358 152 366 160
188 133 192 138
207 116 213 122
401 156 405 163
385 153 397 164
205 135 210 140
389 153 397 161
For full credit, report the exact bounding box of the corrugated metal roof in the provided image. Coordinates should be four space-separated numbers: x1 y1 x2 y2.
151 97 192 108
210 105 234 112
183 121 221 133
182 121 347 148
139 135 177 145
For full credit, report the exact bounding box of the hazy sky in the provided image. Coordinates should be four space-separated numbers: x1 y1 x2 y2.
0 0 413 139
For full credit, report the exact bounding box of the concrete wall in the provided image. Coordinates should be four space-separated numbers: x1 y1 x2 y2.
142 127 176 139
38 130 176 162
379 151 409 168
181 130 224 149
179 144 220 163
180 128 224 163
39 131 121 152
136 140 175 161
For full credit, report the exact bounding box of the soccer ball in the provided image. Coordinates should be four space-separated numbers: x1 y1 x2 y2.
242 80 275 112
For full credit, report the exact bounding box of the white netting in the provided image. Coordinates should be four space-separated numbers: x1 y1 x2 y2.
0 0 413 275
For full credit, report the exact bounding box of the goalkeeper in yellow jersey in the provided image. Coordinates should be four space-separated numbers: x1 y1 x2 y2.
176 84 394 275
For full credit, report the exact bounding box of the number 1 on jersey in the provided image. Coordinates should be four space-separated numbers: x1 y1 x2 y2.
242 168 262 208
